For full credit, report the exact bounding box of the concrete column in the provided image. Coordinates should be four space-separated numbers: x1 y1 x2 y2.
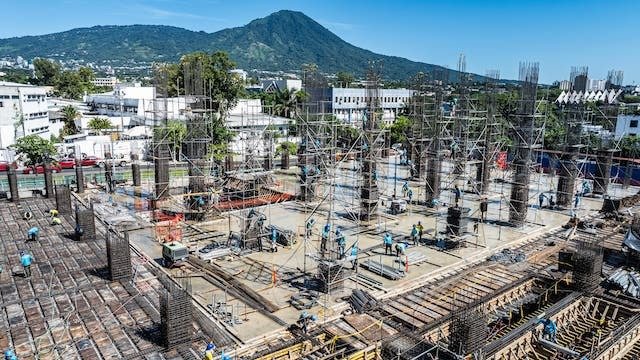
44 165 54 198
75 159 85 193
7 168 18 202
131 163 141 187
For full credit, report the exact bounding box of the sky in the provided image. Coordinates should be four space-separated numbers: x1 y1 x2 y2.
1 0 638 84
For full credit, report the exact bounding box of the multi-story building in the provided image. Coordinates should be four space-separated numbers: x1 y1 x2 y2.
0 81 51 148
320 87 414 125
261 79 303 93
615 114 640 139
91 77 118 87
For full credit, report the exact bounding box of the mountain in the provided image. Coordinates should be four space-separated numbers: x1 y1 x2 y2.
0 10 476 82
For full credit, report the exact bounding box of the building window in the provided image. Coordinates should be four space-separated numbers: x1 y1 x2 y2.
0 101 3 107
631 120 638 128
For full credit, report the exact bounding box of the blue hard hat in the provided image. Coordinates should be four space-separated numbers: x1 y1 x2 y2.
206 342 216 351
4 349 15 357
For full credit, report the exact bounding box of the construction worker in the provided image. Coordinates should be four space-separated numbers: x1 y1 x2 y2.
574 191 581 209
473 220 479 234
402 181 409 197
395 242 406 258
203 342 216 360
538 193 546 208
410 224 419 245
416 221 424 242
335 228 346 259
480 198 488 221
270 228 278 253
51 216 62 226
20 251 33 278
4 349 18 360
350 244 358 269
549 195 556 210
407 188 413 203
49 209 59 218
453 185 461 206
219 352 231 360
22 211 33 221
321 223 330 253
383 232 393 255
27 227 39 242
305 218 315 238
297 311 317 334
538 318 557 343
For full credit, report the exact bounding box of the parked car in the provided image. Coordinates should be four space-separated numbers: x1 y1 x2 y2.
81 155 101 167
97 157 130 167
22 164 62 174
58 158 76 169
0 162 10 172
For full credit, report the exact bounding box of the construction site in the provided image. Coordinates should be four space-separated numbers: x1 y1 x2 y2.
2 59 640 360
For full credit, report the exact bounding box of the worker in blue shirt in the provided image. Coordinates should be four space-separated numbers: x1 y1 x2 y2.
20 251 33 278
298 311 317 333
335 228 346 259
4 349 18 360
402 181 409 197
574 191 581 209
454 185 461 206
395 242 406 258
321 223 330 253
270 228 278 253
538 318 557 343
538 193 546 208
383 232 393 255
350 244 358 269
410 225 419 245
305 218 315 238
27 227 39 242
407 188 413 203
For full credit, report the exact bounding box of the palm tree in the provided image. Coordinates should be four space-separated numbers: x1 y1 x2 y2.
88 117 113 135
274 89 308 118
60 105 80 137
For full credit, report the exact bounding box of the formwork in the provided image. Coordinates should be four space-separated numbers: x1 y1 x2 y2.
7 168 18 202
44 166 54 198
55 185 72 214
75 206 96 240
106 229 132 281
75 158 85 193
132 163 141 187
160 282 193 347
594 149 615 195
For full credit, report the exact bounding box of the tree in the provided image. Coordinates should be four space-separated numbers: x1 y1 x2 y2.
60 105 80 137
178 51 243 117
33 58 61 86
275 141 298 156
88 117 112 135
12 135 57 165
335 71 354 88
77 67 96 90
207 114 234 160
163 120 187 161
55 71 85 99
273 89 307 118
387 115 414 145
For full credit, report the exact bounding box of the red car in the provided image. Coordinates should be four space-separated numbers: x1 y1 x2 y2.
22 164 62 174
0 162 10 172
81 156 100 167
58 158 76 169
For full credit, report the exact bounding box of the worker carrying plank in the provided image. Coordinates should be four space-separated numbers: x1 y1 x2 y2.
27 227 39 242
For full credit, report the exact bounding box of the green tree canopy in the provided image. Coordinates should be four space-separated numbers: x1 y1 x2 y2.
33 58 61 86
12 135 57 165
60 105 80 137
275 141 298 156
387 115 414 145
335 71 354 87
88 117 113 134
163 120 187 160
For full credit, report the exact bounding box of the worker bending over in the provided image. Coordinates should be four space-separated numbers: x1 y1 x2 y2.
4 349 18 360
49 209 59 218
538 318 557 343
27 227 39 242
297 311 317 333
383 232 393 255
395 242 406 258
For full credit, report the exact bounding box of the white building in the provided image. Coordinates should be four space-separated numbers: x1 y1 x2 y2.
329 88 414 125
615 114 640 139
92 77 118 87
261 79 303 93
84 83 189 127
588 79 606 92
0 81 50 148
229 69 248 82
559 80 571 91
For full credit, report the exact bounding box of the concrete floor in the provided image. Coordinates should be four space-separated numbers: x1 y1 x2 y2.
108 156 640 344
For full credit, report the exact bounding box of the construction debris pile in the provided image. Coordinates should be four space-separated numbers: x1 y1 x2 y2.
488 249 526 264
608 269 640 298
